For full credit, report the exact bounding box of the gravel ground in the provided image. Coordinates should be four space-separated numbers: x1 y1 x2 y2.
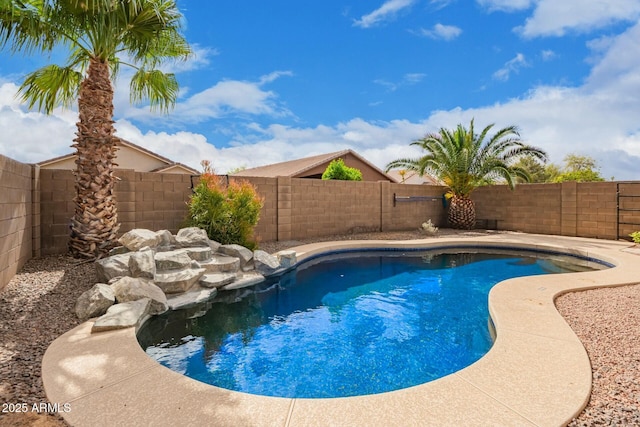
556 284 640 426
0 231 638 426
0 255 95 427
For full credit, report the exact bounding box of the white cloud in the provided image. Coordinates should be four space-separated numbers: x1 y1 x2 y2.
374 73 426 91
0 83 77 162
259 70 295 85
353 0 416 28
492 53 529 81
429 0 456 11
540 49 557 61
181 80 280 117
119 71 294 125
373 79 398 91
162 44 219 73
511 0 640 38
403 73 427 84
416 23 463 40
584 21 640 94
476 0 532 12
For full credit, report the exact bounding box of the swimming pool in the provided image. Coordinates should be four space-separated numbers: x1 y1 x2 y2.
137 248 606 398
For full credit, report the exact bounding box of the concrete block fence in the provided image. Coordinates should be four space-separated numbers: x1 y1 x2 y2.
0 155 36 292
1 152 639 291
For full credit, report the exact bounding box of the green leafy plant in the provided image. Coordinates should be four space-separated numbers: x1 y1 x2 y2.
186 174 264 249
321 158 363 181
629 231 640 244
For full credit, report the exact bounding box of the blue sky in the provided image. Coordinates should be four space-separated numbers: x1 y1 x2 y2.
1 0 640 179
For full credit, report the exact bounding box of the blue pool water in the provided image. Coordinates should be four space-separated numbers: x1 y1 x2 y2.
138 249 601 398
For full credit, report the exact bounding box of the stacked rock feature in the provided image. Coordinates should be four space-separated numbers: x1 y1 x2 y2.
75 227 295 333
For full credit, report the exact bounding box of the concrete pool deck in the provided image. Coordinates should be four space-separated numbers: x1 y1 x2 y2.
42 233 640 426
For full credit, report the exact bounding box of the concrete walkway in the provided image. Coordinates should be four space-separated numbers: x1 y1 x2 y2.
42 234 640 426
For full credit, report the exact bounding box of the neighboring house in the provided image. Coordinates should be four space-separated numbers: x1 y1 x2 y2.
231 149 396 182
386 169 441 185
37 138 199 175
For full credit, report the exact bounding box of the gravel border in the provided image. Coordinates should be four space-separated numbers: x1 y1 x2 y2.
556 284 640 426
1 231 638 426
1 255 95 427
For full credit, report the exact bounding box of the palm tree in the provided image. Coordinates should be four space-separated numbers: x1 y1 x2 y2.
0 0 191 258
386 119 548 229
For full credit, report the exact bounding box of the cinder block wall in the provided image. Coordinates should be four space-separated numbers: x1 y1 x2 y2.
129 171 193 233
30 166 640 259
385 183 447 231
0 155 33 292
472 181 640 239
259 178 448 241
289 178 382 239
39 169 195 255
39 169 75 255
473 183 563 235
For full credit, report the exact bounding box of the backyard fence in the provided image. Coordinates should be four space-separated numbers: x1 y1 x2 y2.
1 152 639 292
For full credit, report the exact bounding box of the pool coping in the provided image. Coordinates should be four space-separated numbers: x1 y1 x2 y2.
42 233 640 426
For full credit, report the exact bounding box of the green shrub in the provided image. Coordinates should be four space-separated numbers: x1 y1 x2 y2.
630 231 640 244
552 169 605 183
321 158 363 181
186 174 263 249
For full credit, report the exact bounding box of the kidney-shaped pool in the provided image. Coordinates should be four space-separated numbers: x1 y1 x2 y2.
137 248 608 398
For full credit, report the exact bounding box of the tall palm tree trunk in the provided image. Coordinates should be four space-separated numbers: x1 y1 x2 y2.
448 195 476 230
69 58 120 258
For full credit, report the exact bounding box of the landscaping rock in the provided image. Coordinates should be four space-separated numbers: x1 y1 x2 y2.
85 228 275 334
253 250 281 276
95 253 131 282
154 268 206 294
154 249 193 271
219 244 254 270
184 246 212 262
277 250 297 268
108 246 129 256
166 286 218 310
110 276 168 315
221 271 265 291
128 247 156 279
155 229 174 247
118 229 160 251
208 239 221 253
75 283 115 321
176 227 210 247
198 254 241 273
199 273 236 289
91 298 151 332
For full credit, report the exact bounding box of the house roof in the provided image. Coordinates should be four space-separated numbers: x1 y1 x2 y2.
151 163 200 174
37 138 199 175
231 149 396 181
386 169 442 185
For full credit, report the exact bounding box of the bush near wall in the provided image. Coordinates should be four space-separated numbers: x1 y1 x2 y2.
186 174 264 249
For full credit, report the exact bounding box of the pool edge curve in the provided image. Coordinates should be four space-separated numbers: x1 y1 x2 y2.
42 233 640 426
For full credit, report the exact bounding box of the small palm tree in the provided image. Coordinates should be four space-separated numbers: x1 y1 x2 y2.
0 0 192 258
386 119 547 229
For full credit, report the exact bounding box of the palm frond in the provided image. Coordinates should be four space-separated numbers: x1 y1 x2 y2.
19 64 82 112
0 0 57 54
129 68 178 112
387 119 548 197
